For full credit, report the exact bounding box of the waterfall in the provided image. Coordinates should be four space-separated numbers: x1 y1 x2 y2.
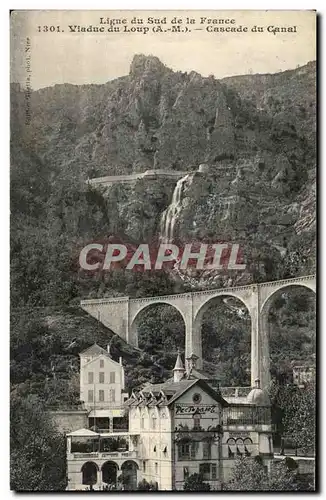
160 175 189 243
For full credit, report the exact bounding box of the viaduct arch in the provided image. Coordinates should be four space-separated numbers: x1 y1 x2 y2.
129 301 186 348
81 275 316 389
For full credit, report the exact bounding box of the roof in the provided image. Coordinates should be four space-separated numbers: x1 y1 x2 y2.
79 343 111 358
67 428 100 437
247 388 270 406
144 379 198 405
126 378 229 408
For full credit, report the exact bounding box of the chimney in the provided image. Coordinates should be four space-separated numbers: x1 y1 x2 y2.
107 344 110 355
119 357 122 365
173 349 185 383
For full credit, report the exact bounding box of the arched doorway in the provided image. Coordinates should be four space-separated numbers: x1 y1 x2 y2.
102 461 118 487
193 294 251 386
130 303 186 374
81 461 98 486
121 460 139 490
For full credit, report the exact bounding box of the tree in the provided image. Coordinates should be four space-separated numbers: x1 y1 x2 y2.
137 479 158 491
10 394 67 491
282 382 315 454
225 457 298 491
183 473 211 491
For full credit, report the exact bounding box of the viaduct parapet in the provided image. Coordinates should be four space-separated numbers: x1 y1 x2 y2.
87 170 189 188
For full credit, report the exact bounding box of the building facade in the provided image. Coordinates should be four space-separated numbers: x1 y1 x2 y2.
66 348 273 490
292 363 316 387
125 352 273 490
79 343 129 432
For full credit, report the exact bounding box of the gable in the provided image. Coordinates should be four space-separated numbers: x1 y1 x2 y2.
82 354 122 371
171 381 229 432
170 379 228 407
80 343 109 357
175 384 222 408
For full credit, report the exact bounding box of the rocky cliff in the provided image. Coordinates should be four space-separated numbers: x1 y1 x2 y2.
10 55 316 302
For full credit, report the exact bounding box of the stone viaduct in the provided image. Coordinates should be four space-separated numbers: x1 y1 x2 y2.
81 275 316 389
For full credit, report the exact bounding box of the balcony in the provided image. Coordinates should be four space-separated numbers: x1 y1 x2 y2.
69 450 138 460
223 405 272 428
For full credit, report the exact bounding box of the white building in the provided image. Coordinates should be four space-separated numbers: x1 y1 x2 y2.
79 343 129 432
292 363 315 387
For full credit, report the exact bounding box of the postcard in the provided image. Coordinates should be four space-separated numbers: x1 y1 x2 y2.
10 10 316 492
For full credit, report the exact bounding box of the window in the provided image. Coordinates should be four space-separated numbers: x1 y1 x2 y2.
183 467 189 480
199 463 210 481
228 438 252 458
203 441 211 459
99 372 105 384
199 463 217 481
227 438 236 458
212 464 217 480
143 461 146 473
152 416 157 430
192 393 202 404
99 390 105 402
244 438 253 456
109 389 115 403
88 372 94 384
178 443 190 460
88 390 94 402
100 359 104 368
141 417 144 429
110 372 115 384
193 412 201 430
155 462 158 474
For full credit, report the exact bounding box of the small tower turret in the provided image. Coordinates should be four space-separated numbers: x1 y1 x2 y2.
173 349 185 383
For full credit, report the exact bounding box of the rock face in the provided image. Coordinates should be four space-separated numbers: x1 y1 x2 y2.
11 55 316 287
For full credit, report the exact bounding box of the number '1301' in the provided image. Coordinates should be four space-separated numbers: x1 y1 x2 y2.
38 26 62 32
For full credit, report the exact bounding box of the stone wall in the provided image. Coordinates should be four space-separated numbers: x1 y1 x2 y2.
50 410 88 434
